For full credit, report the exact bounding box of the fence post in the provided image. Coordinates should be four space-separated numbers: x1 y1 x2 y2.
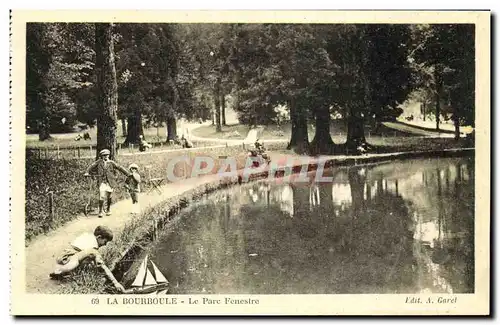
45 148 49 159
48 191 55 222
38 149 41 159
89 145 93 157
78 146 81 158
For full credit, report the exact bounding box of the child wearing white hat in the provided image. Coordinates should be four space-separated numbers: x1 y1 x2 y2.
125 163 141 214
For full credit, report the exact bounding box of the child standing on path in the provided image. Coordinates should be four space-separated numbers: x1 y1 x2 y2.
84 149 130 218
125 163 141 214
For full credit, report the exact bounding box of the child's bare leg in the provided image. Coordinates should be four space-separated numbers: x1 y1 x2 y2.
106 192 112 215
131 192 138 204
98 189 107 217
130 192 139 214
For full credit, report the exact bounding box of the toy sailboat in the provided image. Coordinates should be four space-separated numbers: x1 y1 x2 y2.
127 254 169 294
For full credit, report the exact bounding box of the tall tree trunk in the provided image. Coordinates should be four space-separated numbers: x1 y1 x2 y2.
453 105 460 140
310 105 334 155
38 119 51 141
234 69 241 112
121 118 127 137
346 113 366 153
435 70 442 131
95 23 118 161
26 24 52 141
221 93 226 126
435 93 441 131
166 116 177 141
287 99 309 154
214 76 222 132
124 108 144 144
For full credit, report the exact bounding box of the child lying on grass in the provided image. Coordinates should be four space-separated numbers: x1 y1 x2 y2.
49 225 114 280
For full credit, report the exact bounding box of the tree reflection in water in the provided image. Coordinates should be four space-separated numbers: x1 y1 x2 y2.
147 157 474 294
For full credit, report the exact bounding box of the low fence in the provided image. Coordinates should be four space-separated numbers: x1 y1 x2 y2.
26 138 289 160
25 139 221 160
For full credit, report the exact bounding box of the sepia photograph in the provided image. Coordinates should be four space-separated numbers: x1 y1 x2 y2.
10 10 490 315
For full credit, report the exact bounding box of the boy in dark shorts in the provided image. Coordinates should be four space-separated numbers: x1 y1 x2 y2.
84 149 130 217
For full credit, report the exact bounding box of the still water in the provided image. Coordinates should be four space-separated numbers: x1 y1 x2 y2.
143 157 474 294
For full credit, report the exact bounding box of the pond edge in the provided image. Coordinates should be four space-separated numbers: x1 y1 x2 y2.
108 147 475 286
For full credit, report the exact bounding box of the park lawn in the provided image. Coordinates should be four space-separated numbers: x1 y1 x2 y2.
192 123 317 140
25 126 169 149
26 120 413 149
192 120 413 141
191 124 254 139
367 137 472 153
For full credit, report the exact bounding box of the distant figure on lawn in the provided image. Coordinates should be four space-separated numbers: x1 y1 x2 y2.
139 135 152 152
49 225 114 280
125 163 141 215
74 132 92 141
181 135 193 149
84 149 130 218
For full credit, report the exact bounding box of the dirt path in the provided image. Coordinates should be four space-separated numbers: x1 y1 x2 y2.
382 121 456 138
187 121 286 145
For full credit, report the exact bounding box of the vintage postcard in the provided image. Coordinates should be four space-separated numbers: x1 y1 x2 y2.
10 10 490 316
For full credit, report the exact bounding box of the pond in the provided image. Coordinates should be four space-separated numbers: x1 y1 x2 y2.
131 156 475 294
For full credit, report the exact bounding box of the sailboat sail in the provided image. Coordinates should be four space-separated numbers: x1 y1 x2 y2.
130 254 169 293
151 261 169 283
144 268 157 286
131 255 148 287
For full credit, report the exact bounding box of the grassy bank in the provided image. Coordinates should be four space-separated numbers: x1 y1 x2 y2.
56 178 239 294
26 125 173 148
